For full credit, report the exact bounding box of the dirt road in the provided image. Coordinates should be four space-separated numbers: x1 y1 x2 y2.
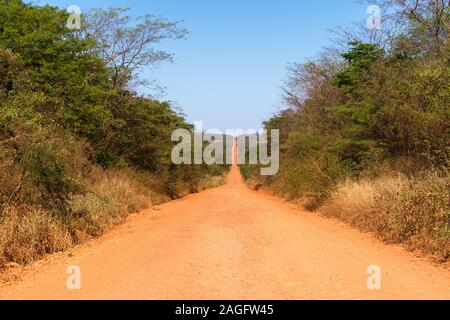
1 165 449 300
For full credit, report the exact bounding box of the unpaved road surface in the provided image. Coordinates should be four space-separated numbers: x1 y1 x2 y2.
1 165 449 300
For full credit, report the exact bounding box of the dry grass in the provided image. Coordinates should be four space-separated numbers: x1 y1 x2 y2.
0 206 72 266
67 168 152 241
322 171 450 261
0 167 156 268
198 175 227 191
245 178 263 191
168 173 227 198
0 165 226 269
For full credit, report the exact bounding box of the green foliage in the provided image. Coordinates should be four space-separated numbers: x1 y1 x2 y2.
241 8 449 258
0 1 228 267
333 41 384 94
109 98 185 171
0 0 113 146
244 13 449 209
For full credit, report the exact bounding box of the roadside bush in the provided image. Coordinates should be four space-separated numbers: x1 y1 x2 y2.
240 3 449 262
167 164 228 199
67 168 151 241
68 192 122 240
0 1 229 270
322 171 450 261
0 206 72 266
0 147 22 207
0 96 90 211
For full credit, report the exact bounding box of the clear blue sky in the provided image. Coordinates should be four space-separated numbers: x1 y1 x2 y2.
37 0 367 131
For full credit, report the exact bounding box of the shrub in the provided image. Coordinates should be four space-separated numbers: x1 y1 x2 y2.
67 168 151 241
322 171 450 261
68 192 121 240
0 1 229 270
0 206 72 266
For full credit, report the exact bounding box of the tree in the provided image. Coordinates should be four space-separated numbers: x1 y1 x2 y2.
333 41 384 93
81 8 188 91
365 0 450 56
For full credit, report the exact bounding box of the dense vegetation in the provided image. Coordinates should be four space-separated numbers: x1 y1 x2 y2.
241 0 449 261
0 0 228 268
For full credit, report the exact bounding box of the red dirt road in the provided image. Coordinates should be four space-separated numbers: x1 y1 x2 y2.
1 165 449 300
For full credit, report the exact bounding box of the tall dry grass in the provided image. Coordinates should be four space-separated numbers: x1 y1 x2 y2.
322 171 449 261
0 167 157 268
67 169 153 241
0 206 73 266
0 164 227 270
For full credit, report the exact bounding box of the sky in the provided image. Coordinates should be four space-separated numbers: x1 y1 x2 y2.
36 0 367 131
